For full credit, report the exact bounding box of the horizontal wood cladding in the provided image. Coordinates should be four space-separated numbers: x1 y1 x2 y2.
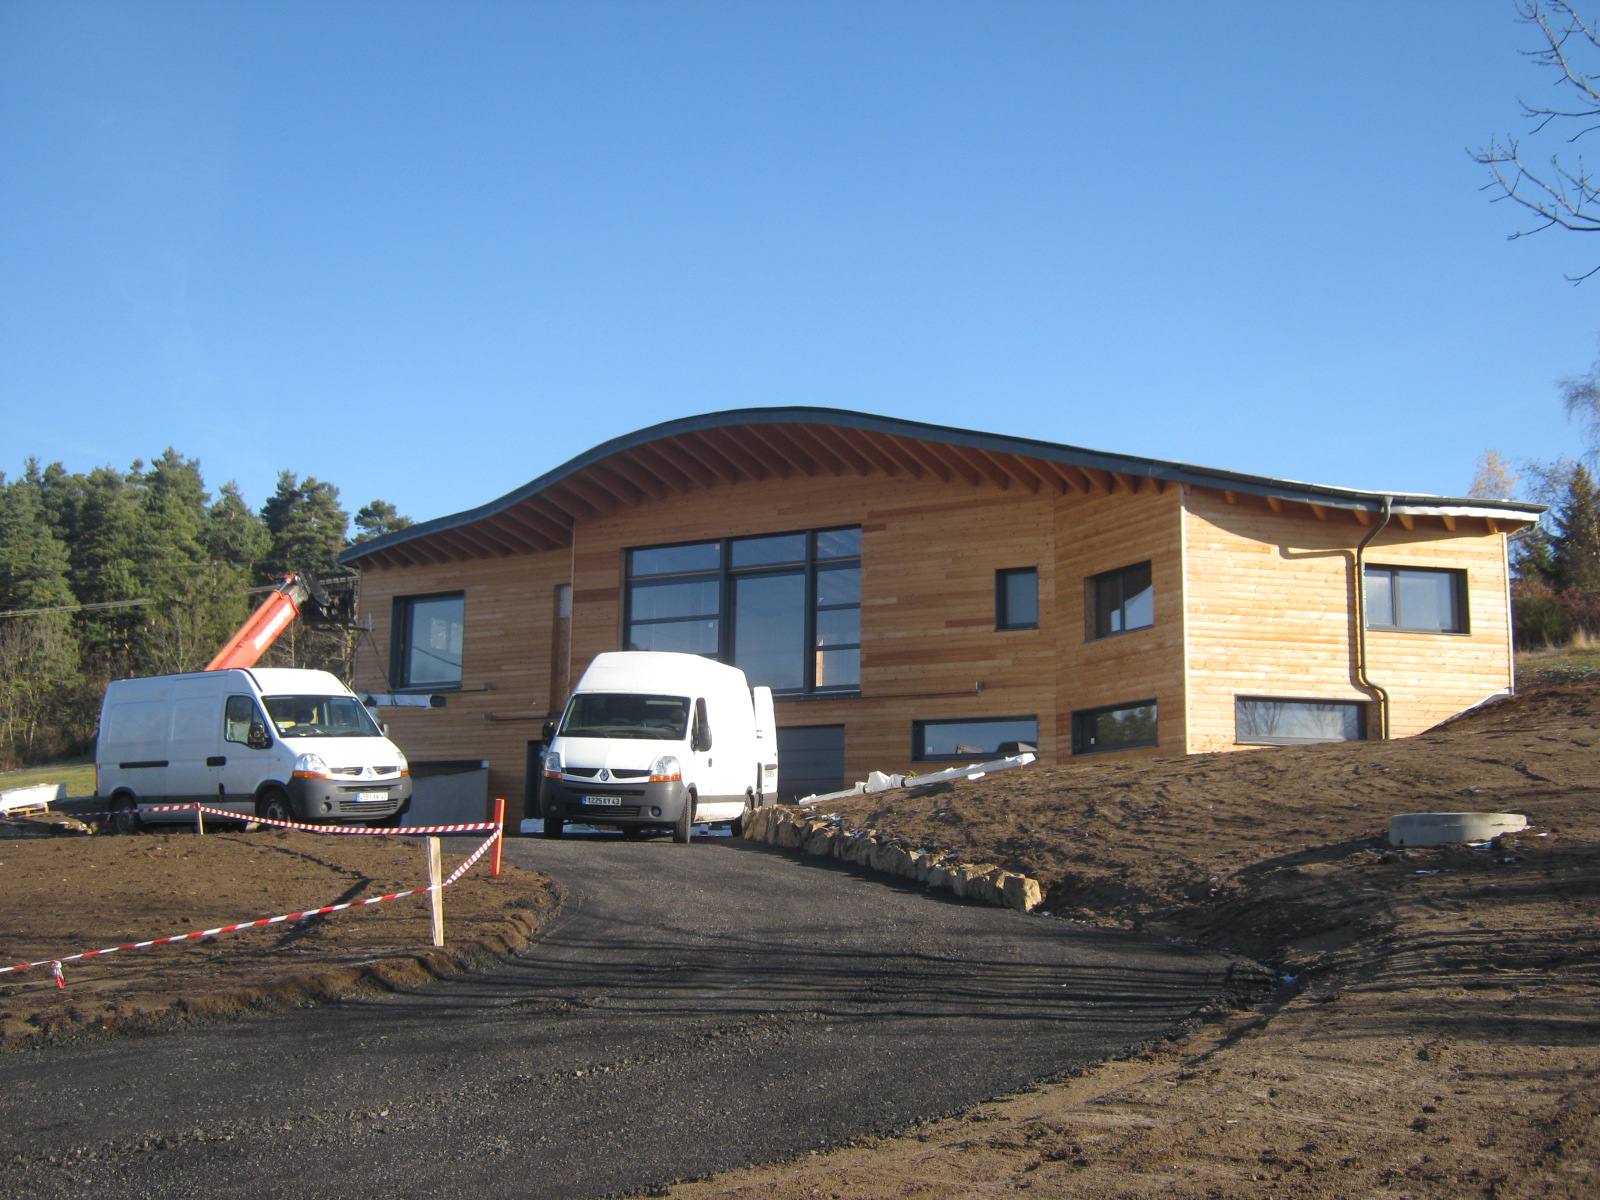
1052 488 1185 757
352 551 571 816
1182 487 1512 753
569 470 1062 785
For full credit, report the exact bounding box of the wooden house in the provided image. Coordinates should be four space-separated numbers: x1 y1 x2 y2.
339 408 1542 816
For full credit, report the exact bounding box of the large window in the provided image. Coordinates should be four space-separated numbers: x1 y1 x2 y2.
1235 697 1365 746
1364 565 1467 634
913 716 1038 762
1071 700 1158 755
1089 562 1153 639
393 593 465 689
625 527 861 695
995 567 1039 631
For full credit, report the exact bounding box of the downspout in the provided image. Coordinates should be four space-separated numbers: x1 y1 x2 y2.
1353 496 1393 740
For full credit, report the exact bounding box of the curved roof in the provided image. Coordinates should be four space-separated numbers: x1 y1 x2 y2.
342 407 1543 569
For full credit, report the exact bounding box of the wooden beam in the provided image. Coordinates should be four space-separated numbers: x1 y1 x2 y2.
1351 507 1372 527
784 424 853 476
1028 458 1076 495
613 446 690 496
861 431 927 479
738 425 816 477
834 426 903 477
978 448 1043 493
1266 495 1284 513
1441 513 1457 531
675 430 754 484
805 425 876 476
1396 512 1415 531
703 426 775 481
1308 503 1328 521
921 442 982 486
585 460 651 505
1486 517 1501 534
500 506 570 547
1223 489 1239 505
943 443 1011 489
649 438 720 489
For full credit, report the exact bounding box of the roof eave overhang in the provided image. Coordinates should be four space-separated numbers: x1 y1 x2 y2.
341 407 1545 569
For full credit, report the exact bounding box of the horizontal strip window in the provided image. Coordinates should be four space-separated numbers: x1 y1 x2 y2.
1364 565 1467 634
1071 699 1157 755
625 527 861 696
913 716 1038 762
1235 697 1366 746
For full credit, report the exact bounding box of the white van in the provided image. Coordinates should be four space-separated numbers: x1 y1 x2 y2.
95 667 412 830
538 651 779 842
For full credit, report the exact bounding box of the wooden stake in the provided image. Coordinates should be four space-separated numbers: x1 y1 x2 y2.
195 806 205 837
491 797 505 875
427 836 444 947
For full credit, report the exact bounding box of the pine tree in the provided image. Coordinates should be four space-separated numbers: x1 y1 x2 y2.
260 471 349 581
351 499 414 545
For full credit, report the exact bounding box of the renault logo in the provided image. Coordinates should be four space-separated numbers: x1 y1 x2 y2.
598 769 610 782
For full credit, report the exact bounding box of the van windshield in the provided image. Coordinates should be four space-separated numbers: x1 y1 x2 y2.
559 693 689 741
264 694 383 738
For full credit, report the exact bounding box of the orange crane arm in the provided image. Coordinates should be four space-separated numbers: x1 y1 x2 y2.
204 574 314 671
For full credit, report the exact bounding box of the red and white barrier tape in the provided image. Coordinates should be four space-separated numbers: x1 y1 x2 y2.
62 802 498 837
1 827 502 985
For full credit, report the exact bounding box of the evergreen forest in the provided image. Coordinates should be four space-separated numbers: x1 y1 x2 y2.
0 450 411 769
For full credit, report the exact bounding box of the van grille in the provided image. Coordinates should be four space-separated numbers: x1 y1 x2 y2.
564 767 648 780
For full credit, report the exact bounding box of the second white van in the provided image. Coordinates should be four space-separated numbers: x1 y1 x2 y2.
538 651 779 842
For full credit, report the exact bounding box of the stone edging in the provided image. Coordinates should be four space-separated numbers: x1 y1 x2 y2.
742 806 1044 912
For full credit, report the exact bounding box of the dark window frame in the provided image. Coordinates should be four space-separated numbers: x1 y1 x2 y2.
912 715 1040 763
1364 564 1469 635
391 591 466 692
623 526 862 697
1071 698 1158 755
1087 561 1154 640
995 567 1040 631
1234 695 1368 746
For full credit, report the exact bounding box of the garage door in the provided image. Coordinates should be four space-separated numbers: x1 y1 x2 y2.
776 725 845 804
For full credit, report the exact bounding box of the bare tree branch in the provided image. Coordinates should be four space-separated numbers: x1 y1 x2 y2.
1474 0 1600 280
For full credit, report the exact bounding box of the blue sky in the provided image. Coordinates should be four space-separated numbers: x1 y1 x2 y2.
2 1 1596 525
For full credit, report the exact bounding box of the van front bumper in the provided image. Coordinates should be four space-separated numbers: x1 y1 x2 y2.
290 775 413 822
540 777 690 825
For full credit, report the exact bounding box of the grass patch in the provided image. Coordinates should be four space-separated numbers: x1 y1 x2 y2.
1516 646 1600 690
0 757 96 799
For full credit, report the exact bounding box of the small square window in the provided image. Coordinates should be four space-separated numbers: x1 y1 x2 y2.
1364 566 1467 634
1088 562 1153 639
393 593 464 689
1071 700 1157 755
913 716 1039 761
996 568 1039 631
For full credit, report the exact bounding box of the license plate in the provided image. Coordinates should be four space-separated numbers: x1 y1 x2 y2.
355 791 388 803
582 795 622 807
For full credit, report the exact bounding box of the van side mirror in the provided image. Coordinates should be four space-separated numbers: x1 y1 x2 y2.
691 698 712 752
542 719 556 742
247 724 271 751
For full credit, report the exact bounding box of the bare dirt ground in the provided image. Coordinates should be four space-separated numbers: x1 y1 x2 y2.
660 683 1600 1199
4 682 1598 1198
0 824 552 1048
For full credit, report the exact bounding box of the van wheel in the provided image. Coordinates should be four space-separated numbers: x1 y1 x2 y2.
730 793 754 839
257 789 295 825
673 790 695 845
111 796 141 836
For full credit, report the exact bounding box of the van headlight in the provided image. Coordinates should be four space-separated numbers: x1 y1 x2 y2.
293 753 331 780
650 754 682 783
543 750 562 780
